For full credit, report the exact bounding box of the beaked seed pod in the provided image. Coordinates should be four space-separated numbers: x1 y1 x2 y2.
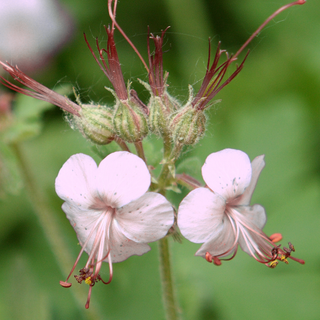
77 104 115 145
113 99 149 143
149 93 181 136
169 104 206 146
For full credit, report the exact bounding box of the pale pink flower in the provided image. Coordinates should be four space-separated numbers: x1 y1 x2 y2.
55 151 174 308
178 148 304 267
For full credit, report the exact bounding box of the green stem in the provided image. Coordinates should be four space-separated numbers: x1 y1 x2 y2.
115 136 130 152
12 143 102 319
157 130 173 191
158 143 183 191
158 237 181 320
134 141 147 163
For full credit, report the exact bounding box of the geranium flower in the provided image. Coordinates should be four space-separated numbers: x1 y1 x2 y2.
55 151 174 308
178 148 304 267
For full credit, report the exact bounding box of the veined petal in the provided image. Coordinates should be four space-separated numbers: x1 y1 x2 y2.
108 221 151 263
235 204 267 230
116 192 174 243
195 216 236 258
236 155 265 205
178 188 226 243
202 149 252 200
234 205 269 258
55 154 97 209
61 201 105 256
96 151 151 208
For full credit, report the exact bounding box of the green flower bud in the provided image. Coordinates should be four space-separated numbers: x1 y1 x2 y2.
149 93 181 136
169 104 206 146
113 99 148 143
76 104 115 145
139 79 180 137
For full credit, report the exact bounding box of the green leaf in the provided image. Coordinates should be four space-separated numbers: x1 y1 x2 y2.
3 85 74 143
0 141 23 198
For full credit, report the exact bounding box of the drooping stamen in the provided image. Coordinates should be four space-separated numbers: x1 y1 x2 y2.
205 252 222 266
269 233 283 243
60 215 105 287
230 208 305 265
84 209 114 282
85 263 95 309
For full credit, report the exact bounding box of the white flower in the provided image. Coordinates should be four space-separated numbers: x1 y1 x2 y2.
55 151 174 308
178 148 303 267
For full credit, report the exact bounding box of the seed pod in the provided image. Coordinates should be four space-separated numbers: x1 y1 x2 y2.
169 104 206 146
113 99 148 143
76 104 115 145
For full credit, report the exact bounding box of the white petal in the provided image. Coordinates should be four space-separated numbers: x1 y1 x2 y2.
116 192 174 243
177 188 226 243
235 205 268 257
202 149 252 201
61 201 104 256
55 154 97 209
107 221 151 263
236 204 267 230
195 216 237 258
236 155 265 205
62 202 151 263
96 151 151 208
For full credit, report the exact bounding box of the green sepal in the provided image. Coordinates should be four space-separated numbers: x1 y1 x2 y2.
76 104 115 145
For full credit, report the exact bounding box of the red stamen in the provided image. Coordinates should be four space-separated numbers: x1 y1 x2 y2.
59 281 72 288
213 256 222 266
85 283 93 309
269 233 283 243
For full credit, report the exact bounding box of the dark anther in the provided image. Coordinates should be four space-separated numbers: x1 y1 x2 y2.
289 242 295 252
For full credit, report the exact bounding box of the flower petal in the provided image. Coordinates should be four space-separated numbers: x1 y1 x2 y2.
108 221 151 263
202 149 252 200
236 205 270 257
177 188 226 243
236 204 267 230
55 153 97 209
116 192 174 243
61 201 105 256
236 155 265 205
195 216 237 258
96 151 151 208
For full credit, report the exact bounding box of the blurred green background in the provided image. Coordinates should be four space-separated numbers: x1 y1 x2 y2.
0 0 319 319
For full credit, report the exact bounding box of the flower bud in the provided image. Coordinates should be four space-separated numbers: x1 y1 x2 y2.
76 104 115 145
113 99 148 143
169 104 206 146
149 93 180 136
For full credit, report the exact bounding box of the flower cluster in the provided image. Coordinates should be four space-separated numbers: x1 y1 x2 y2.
0 0 306 309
